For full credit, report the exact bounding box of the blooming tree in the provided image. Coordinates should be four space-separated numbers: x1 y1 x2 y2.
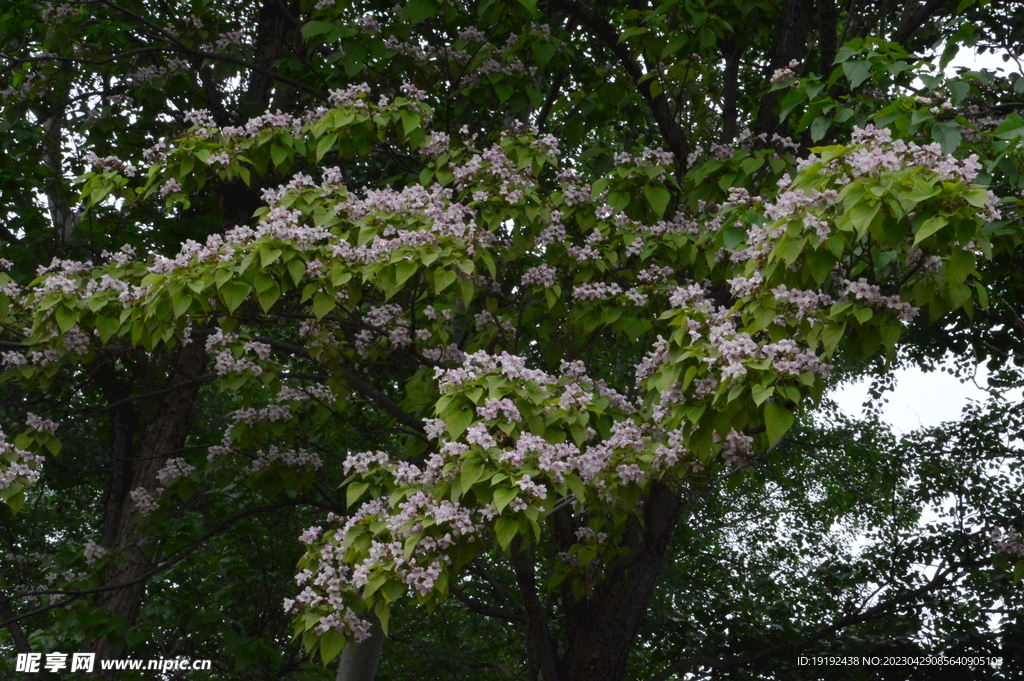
1 1 1024 680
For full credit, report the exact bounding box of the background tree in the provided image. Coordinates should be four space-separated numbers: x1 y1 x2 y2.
0 1 1023 680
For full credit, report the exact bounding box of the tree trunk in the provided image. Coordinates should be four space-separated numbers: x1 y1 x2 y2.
335 617 385 681
245 0 299 116
755 0 814 140
561 483 684 681
89 341 207 669
721 36 746 144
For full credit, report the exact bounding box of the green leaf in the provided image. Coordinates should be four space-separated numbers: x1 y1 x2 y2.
460 459 486 490
495 516 519 550
741 156 764 176
395 260 418 287
270 142 290 168
259 245 283 268
822 321 846 355
287 259 306 287
880 323 901 352
458 277 474 307
948 79 970 105
847 200 882 236
219 282 250 314
493 486 518 513
301 20 337 40
495 83 513 102
257 282 281 312
95 315 120 343
312 291 336 320
374 603 391 635
993 113 1024 140
834 46 858 63
810 115 831 142
944 249 975 285
931 120 961 154
447 406 474 441
434 268 456 293
54 305 78 334
399 0 439 24
170 287 192 317
842 61 871 89
315 133 337 162
319 630 347 665
751 384 774 406
643 185 670 218
913 216 948 245
964 187 989 208
532 41 554 67
347 481 370 508
764 402 795 444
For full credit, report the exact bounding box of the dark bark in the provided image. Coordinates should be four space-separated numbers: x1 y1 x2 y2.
817 0 839 81
563 483 684 681
511 539 561 681
755 0 814 140
245 0 300 115
89 361 139 550
38 91 78 245
720 37 746 144
89 340 207 670
0 594 31 654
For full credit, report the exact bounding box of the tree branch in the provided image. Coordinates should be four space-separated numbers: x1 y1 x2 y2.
247 334 426 434
549 0 688 168
1 501 304 627
99 0 324 99
892 0 947 46
450 586 527 624
0 594 31 653
648 557 977 681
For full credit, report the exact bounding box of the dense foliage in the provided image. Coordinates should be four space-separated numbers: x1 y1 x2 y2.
1 1 1023 680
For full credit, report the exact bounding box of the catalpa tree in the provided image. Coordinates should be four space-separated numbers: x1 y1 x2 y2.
1 1 1023 680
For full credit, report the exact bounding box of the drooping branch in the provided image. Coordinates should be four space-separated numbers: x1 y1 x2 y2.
450 585 527 624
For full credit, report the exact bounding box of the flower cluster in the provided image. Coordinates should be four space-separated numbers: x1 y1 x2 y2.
83 540 108 566
155 457 195 486
249 447 322 472
845 125 981 183
0 429 43 492
26 413 58 433
435 351 557 392
770 59 800 84
521 264 557 288
841 278 918 322
130 487 161 516
990 528 1024 558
